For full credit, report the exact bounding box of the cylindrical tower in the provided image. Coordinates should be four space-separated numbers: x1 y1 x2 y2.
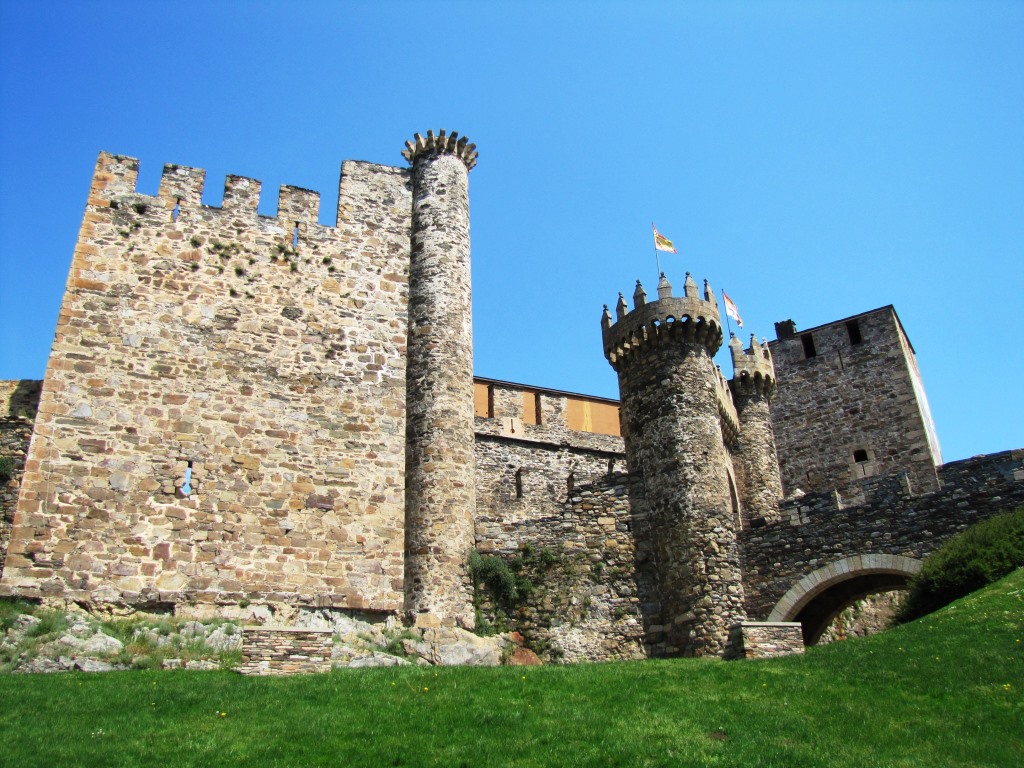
728 334 784 524
402 130 479 628
602 272 746 656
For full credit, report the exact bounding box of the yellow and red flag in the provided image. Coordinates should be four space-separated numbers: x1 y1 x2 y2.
652 224 677 254
723 291 743 327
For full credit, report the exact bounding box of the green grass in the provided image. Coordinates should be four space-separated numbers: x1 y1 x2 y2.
2 571 1022 767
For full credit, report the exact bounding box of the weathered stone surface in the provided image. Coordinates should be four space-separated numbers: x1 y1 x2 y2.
347 652 410 668
0 380 41 571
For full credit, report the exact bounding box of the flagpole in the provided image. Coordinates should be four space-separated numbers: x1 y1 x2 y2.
652 222 662 281
722 290 733 337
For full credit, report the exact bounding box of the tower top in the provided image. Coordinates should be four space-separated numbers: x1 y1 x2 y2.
402 129 478 170
729 333 776 398
601 272 723 372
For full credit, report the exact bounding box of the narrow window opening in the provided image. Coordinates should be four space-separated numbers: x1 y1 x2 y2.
801 333 817 358
567 471 575 496
533 392 542 426
728 474 742 530
292 223 299 248
180 460 194 495
514 468 523 499
846 319 863 345
486 384 495 419
171 198 181 222
853 449 869 463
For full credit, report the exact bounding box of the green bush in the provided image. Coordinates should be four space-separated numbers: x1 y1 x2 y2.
895 508 1024 624
0 456 16 483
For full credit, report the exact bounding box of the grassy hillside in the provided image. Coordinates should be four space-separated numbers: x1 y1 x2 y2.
1 569 1021 768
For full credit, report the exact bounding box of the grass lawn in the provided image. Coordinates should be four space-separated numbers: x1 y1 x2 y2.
1 569 1021 768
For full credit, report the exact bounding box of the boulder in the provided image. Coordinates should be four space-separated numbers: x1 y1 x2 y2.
508 647 543 666
347 652 410 668
75 658 115 673
421 627 504 666
81 632 123 655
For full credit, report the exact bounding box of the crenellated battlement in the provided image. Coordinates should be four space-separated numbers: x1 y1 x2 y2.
729 333 776 398
601 272 724 371
402 129 478 170
86 152 399 230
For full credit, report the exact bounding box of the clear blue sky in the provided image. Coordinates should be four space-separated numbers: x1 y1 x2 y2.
1 1 1021 462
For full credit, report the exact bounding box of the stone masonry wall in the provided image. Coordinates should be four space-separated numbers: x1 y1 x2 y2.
238 626 333 675
474 470 656 662
740 449 1024 621
1 152 412 612
0 381 42 574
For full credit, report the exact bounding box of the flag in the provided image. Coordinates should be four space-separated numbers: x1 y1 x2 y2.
723 291 743 327
652 223 677 254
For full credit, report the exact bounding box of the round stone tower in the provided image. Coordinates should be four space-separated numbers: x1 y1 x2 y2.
728 334 784 524
402 130 479 628
602 272 746 656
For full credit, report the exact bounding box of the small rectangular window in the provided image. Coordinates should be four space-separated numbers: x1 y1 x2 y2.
853 448 869 463
846 320 863 345
801 334 817 358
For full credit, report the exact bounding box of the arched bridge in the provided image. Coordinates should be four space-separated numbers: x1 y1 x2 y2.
739 450 1024 644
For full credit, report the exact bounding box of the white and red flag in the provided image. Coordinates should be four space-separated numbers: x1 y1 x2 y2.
652 223 677 254
723 291 743 327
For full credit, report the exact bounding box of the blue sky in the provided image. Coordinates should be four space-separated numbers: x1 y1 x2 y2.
0 1 1021 462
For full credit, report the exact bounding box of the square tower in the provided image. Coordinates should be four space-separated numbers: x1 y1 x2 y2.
768 305 941 501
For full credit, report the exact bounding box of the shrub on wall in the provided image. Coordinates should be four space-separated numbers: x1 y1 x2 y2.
895 508 1024 624
0 456 16 483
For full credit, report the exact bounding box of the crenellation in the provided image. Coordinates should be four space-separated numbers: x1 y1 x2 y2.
158 163 206 209
277 185 320 226
223 175 261 211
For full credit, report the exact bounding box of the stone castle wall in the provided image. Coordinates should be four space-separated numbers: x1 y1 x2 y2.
770 307 940 502
1 153 413 612
0 381 42 573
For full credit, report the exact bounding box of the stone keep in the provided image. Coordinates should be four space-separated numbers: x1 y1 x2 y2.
770 307 942 502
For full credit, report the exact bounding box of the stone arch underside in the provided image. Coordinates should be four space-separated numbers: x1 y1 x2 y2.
767 554 922 645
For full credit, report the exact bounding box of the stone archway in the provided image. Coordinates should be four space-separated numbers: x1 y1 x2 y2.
767 554 922 645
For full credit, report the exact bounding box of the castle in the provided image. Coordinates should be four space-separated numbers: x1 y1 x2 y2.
1 131 1021 662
